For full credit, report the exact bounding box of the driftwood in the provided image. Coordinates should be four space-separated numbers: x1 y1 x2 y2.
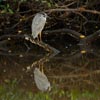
24 34 60 54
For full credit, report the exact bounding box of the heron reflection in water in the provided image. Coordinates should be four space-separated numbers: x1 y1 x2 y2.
31 12 47 41
34 67 51 92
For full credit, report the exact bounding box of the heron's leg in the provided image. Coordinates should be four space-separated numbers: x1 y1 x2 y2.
37 35 39 41
39 63 41 70
41 63 44 73
39 32 42 41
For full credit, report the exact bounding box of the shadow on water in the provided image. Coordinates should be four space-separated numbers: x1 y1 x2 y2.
0 33 100 100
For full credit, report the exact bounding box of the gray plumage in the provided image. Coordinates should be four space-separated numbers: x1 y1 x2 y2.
31 12 47 39
34 67 51 92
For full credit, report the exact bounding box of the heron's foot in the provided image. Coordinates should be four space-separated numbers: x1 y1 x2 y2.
37 37 42 43
41 64 44 74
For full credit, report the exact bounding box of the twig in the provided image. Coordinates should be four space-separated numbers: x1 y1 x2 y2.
45 7 100 15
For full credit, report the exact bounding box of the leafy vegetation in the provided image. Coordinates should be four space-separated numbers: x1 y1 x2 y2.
0 3 14 14
0 80 100 100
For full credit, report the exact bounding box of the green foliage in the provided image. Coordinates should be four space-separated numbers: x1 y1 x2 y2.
70 89 100 100
33 92 52 100
35 0 56 8
71 89 80 100
13 0 27 2
0 3 14 14
0 0 3 3
0 79 52 100
0 80 100 100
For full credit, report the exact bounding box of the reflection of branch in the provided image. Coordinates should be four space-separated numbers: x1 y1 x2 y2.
26 51 57 72
30 53 51 69
25 36 60 71
25 37 60 71
49 69 100 79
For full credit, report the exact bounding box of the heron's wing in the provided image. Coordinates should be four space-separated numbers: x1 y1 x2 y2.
34 68 49 81
34 68 50 91
32 17 46 31
32 15 46 38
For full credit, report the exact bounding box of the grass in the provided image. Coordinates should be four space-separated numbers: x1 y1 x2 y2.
0 79 100 100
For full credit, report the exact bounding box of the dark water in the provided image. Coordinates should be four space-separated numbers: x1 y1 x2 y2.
0 33 100 100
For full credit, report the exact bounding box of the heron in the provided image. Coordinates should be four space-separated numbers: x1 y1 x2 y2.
31 12 47 41
34 67 51 92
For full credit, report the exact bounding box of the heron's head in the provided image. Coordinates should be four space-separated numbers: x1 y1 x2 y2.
39 12 48 18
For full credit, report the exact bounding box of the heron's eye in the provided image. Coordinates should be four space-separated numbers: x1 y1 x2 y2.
39 12 47 18
42 14 46 17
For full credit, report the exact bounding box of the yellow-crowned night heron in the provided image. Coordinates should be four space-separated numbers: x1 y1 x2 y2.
31 12 47 41
34 67 51 92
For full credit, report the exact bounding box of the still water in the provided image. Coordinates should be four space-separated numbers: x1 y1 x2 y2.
0 33 100 100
